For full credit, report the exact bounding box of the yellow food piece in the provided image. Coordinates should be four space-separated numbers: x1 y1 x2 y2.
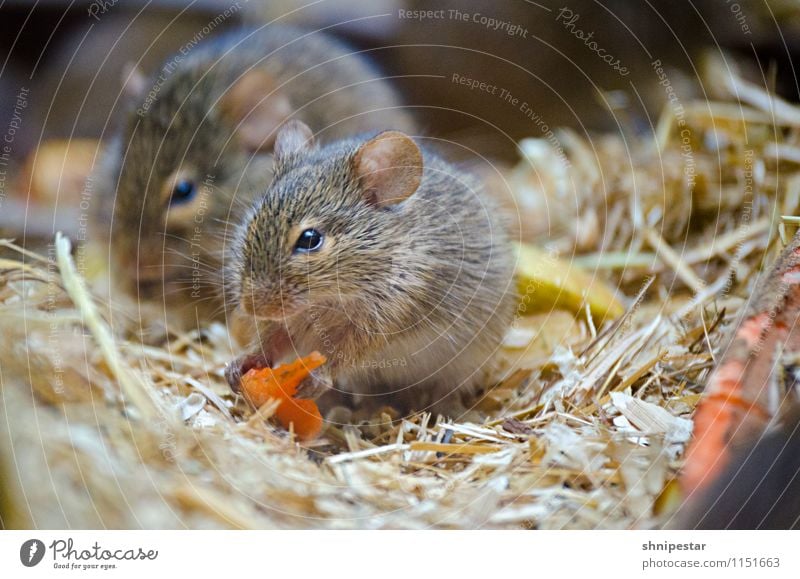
513 242 625 322
653 478 683 517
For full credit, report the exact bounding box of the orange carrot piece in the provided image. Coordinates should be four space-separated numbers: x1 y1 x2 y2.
274 398 323 441
240 352 327 440
682 324 776 495
682 233 800 496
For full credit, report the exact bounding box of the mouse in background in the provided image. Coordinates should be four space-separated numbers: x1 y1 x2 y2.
94 25 416 327
225 120 517 416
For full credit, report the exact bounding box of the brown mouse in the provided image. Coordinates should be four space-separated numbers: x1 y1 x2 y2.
225 120 517 416
94 25 415 325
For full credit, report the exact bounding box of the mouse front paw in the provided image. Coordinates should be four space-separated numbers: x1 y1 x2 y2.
224 352 272 393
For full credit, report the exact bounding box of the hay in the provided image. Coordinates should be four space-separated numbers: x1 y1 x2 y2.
1 60 796 529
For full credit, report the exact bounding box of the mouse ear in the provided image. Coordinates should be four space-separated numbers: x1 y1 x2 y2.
274 120 314 162
121 62 148 101
220 68 293 153
353 131 423 207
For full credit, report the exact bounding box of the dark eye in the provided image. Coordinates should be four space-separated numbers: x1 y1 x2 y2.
294 228 324 253
170 180 196 205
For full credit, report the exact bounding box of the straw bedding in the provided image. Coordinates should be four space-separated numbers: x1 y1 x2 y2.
0 60 794 529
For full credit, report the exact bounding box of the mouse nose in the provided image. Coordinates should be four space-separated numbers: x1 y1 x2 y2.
238 278 284 319
135 262 165 284
118 248 160 280
118 251 167 291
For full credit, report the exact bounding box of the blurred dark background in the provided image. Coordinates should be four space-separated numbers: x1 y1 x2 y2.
1 0 799 245
2 0 799 160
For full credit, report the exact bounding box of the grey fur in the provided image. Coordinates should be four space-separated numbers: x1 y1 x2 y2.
231 132 517 415
95 25 415 325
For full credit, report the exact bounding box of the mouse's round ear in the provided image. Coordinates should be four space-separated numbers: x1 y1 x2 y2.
274 120 314 163
353 131 423 208
121 62 148 102
220 68 293 153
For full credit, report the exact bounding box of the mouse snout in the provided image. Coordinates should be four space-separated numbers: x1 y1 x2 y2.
115 248 167 292
237 276 268 315
134 261 165 283
238 277 292 321
128 247 166 282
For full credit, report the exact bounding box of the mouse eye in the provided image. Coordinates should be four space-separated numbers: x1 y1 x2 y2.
294 228 324 253
170 180 196 205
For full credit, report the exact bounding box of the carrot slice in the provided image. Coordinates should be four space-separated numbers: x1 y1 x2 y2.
240 352 327 440
681 233 800 496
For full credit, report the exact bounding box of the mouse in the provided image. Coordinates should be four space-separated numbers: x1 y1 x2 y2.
224 119 517 416
94 25 416 326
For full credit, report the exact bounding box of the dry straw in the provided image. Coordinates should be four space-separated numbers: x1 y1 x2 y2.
0 58 795 529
